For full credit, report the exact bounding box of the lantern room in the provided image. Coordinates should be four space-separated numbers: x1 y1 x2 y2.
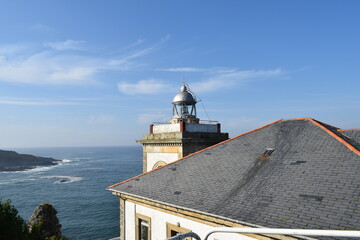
171 83 199 124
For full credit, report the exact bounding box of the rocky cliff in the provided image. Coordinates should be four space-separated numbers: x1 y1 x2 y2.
0 149 59 171
28 202 63 239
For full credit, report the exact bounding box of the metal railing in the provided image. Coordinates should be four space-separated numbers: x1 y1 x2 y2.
166 227 360 240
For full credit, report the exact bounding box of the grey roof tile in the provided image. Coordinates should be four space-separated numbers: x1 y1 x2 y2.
109 118 360 232
338 129 360 145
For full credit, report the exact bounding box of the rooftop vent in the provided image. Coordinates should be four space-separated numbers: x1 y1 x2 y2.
263 148 275 157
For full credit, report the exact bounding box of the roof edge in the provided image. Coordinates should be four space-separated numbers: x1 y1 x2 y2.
307 118 360 156
107 118 285 189
109 190 317 240
338 128 360 131
107 117 360 189
109 190 263 229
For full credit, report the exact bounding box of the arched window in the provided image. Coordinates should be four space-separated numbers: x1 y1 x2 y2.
152 161 167 170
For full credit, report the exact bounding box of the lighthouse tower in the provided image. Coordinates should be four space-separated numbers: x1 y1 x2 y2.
137 83 228 172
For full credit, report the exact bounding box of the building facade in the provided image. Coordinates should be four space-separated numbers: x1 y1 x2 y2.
137 84 228 172
109 118 360 240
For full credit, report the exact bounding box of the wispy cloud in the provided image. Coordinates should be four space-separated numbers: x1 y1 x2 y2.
88 114 115 124
191 68 283 93
119 68 283 96
127 38 145 49
157 66 284 93
0 50 99 85
0 97 89 106
161 67 205 72
0 37 166 85
160 67 237 73
137 113 168 124
118 79 170 95
44 40 85 51
29 24 50 32
0 44 29 56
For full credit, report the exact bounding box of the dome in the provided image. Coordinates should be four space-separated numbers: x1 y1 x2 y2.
172 85 196 105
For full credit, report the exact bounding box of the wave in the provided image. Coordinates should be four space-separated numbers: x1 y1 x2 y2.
41 175 84 184
62 159 73 163
25 164 61 173
74 157 92 160
0 177 36 185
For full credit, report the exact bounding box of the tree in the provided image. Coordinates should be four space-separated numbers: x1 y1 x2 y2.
0 199 67 240
0 198 32 240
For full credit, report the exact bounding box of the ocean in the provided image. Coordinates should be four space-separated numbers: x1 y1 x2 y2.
0 146 143 240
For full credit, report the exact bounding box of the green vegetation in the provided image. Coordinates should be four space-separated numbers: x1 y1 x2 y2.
0 199 67 240
0 198 35 239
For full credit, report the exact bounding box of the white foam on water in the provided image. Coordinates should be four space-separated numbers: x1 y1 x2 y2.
74 157 91 160
62 159 73 163
41 175 84 184
24 164 60 173
0 177 36 185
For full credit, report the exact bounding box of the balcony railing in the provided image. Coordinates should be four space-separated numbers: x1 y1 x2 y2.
166 227 360 240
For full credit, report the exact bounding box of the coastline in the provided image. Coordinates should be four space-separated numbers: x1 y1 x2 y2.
0 149 60 172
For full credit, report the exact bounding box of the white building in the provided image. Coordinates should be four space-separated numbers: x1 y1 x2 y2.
108 86 360 240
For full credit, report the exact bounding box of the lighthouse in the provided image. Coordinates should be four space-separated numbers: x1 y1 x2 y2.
137 83 229 172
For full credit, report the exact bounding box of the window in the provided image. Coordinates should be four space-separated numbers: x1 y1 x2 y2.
166 223 192 240
263 148 275 156
136 213 151 240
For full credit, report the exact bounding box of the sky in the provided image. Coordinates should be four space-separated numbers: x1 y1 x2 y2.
0 1 359 148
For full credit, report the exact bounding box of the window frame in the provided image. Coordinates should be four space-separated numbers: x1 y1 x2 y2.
166 222 192 239
135 213 151 240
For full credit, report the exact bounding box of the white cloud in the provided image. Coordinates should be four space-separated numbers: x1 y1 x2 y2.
191 68 283 93
161 67 205 72
161 34 171 42
0 97 90 106
137 113 168 124
30 24 50 32
88 114 115 125
0 51 99 85
0 40 159 85
127 38 145 48
0 44 28 56
118 68 283 96
118 79 170 95
44 40 85 51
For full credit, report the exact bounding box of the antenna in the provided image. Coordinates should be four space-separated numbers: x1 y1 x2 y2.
183 82 211 121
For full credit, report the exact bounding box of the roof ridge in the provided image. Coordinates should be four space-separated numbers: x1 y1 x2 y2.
338 128 360 131
107 117 360 189
312 119 340 130
307 118 360 156
108 118 317 189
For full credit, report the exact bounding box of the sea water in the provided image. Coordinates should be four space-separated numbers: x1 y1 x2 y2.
0 146 142 240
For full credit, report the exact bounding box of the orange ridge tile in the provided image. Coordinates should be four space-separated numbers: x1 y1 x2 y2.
338 128 360 131
307 118 360 156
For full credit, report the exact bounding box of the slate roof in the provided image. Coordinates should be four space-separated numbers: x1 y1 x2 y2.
338 129 360 145
109 118 360 232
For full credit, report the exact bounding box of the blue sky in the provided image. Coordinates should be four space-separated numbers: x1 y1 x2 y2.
0 1 359 148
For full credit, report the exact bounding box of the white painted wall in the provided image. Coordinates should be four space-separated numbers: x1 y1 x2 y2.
147 153 179 171
153 123 218 133
153 124 181 133
125 201 136 240
124 201 256 240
